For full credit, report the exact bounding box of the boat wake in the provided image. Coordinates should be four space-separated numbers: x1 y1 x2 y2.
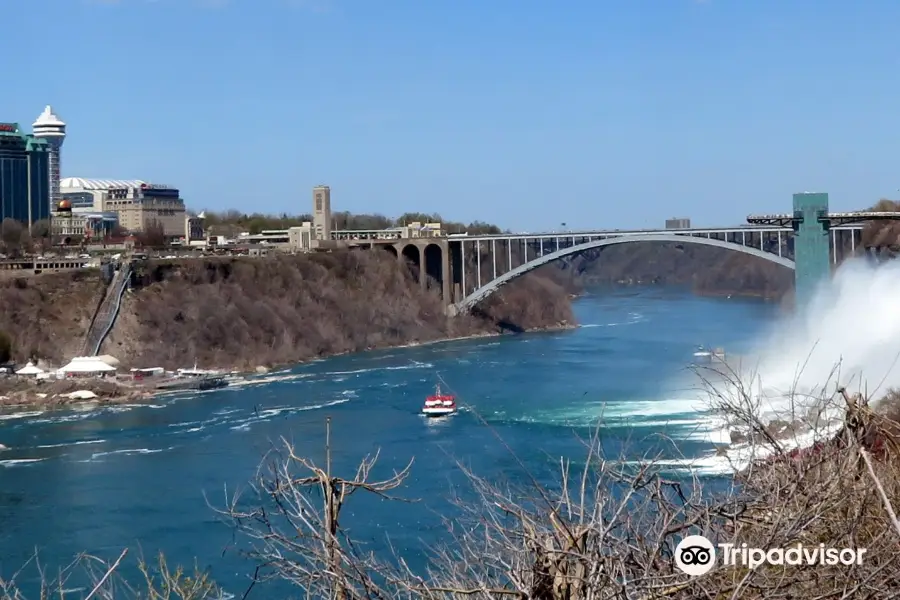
90 447 175 460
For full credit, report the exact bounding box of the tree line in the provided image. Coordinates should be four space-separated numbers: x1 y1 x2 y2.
201 209 504 236
0 208 503 256
0 218 52 257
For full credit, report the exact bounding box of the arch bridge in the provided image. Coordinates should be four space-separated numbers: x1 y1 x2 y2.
379 193 900 313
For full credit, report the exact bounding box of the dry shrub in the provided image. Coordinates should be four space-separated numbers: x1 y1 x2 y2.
861 200 900 255
0 551 223 600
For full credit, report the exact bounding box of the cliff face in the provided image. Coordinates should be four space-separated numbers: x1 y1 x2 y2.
98 251 574 369
0 252 575 369
0 271 106 363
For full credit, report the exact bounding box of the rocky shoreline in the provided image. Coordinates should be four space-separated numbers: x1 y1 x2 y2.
0 321 577 414
0 378 156 411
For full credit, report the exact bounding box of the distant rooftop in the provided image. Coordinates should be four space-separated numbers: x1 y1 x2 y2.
62 177 149 190
32 105 65 129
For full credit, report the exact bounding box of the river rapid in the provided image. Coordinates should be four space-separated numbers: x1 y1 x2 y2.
0 288 779 597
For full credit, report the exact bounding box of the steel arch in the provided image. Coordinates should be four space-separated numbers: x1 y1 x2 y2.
455 233 794 311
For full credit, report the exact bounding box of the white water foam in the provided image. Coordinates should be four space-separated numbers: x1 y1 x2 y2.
228 396 353 431
227 373 315 388
580 312 645 329
323 362 434 378
669 257 900 475
90 447 174 460
35 439 106 449
0 410 45 421
0 458 47 467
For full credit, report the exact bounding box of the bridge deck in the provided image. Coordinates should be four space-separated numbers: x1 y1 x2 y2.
747 211 900 227
455 223 863 241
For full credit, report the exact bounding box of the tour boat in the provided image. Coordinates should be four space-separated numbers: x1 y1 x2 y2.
692 346 726 364
421 383 457 417
154 362 229 391
176 363 223 378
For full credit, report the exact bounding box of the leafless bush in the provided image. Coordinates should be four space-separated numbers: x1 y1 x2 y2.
217 417 414 598
0 550 223 600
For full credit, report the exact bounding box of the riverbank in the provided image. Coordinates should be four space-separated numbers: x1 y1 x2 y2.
0 378 155 411
0 320 578 414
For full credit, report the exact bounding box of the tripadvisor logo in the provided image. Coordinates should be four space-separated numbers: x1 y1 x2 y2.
674 535 867 576
675 536 716 576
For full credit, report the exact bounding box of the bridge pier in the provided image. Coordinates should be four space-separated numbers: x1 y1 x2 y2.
791 192 831 310
392 239 452 304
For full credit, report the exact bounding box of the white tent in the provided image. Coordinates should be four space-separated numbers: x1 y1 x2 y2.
15 362 44 376
59 357 116 375
96 354 121 367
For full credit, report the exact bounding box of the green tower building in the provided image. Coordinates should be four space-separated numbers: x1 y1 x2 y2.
792 192 831 309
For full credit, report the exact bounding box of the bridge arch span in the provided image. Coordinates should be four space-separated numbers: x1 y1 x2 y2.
401 243 420 263
456 233 795 311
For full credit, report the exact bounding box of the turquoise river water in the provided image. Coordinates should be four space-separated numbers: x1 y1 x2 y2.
0 288 779 597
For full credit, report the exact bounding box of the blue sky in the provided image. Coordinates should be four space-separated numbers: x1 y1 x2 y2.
6 0 900 230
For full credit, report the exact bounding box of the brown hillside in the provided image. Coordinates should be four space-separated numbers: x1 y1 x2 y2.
100 250 574 369
0 270 106 363
572 242 794 299
862 199 900 254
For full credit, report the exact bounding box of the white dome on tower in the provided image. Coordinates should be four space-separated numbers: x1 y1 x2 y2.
32 105 66 146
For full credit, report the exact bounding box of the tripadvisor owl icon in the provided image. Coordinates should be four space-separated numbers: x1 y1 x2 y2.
675 535 716 576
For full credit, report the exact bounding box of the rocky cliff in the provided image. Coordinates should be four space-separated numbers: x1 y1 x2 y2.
0 250 570 370
0 270 106 363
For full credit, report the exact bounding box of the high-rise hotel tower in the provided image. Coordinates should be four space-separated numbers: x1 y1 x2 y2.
31 106 66 213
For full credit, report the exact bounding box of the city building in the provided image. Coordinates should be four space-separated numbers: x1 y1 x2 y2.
60 177 186 236
330 222 442 241
50 200 119 241
288 224 314 250
185 214 205 242
665 217 691 229
313 185 332 240
61 189 95 209
31 106 66 212
0 121 50 226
